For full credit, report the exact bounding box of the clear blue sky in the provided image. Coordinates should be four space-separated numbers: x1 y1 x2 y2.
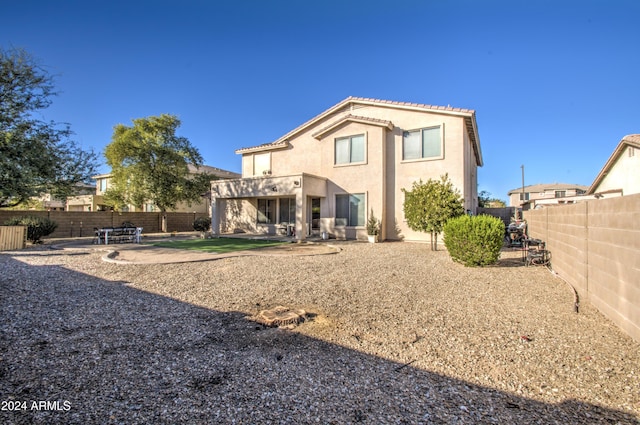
3 0 639 202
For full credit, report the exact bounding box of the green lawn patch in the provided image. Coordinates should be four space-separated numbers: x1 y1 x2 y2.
149 237 288 254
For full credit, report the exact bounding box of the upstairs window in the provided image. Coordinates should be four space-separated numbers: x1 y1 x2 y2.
254 153 271 176
519 192 530 201
555 190 566 198
403 126 442 160
335 134 365 165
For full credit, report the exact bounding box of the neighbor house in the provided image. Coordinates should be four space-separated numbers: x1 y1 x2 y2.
507 183 589 209
587 134 640 197
67 165 240 212
210 97 482 242
507 134 640 210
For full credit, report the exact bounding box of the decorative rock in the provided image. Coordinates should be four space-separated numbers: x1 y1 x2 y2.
256 306 307 327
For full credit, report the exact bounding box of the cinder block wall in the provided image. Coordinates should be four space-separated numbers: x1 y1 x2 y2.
0 211 209 239
476 207 516 226
587 195 640 340
524 194 640 342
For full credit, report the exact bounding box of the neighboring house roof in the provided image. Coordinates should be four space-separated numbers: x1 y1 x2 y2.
587 134 640 195
92 164 240 180
186 164 241 179
507 183 589 195
92 173 112 179
236 96 483 166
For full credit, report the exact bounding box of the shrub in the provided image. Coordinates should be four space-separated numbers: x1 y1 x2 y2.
193 217 211 233
366 209 380 236
443 214 504 266
4 216 58 243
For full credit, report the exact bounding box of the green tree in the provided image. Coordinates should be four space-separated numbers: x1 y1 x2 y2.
478 190 506 208
402 174 465 250
0 48 98 207
103 114 212 217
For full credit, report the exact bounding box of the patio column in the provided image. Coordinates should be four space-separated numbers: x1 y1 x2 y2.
295 192 307 241
211 197 221 237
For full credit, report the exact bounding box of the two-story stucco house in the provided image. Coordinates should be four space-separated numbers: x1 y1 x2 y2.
210 97 482 242
507 183 590 209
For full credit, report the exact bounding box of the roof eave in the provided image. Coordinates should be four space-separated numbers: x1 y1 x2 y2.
237 96 480 155
587 135 640 194
312 114 394 140
235 141 290 155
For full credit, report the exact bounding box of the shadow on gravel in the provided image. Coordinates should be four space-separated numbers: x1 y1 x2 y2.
495 256 528 268
0 255 637 424
3 251 90 258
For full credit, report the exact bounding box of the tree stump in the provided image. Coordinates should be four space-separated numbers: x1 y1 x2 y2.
256 306 306 327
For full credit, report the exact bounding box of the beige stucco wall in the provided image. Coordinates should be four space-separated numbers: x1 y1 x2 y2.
385 111 470 241
66 195 105 212
218 103 479 242
219 199 258 234
595 146 640 195
233 105 477 241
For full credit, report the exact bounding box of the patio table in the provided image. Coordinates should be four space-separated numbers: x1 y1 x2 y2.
95 227 143 245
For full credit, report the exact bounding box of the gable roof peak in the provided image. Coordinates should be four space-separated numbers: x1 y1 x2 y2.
587 133 640 194
236 96 482 165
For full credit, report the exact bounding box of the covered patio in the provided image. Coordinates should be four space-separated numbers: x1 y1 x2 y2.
210 173 328 241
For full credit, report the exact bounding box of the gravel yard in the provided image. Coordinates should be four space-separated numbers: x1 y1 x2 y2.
1 241 639 424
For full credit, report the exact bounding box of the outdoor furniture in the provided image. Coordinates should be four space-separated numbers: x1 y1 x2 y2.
93 227 105 245
94 225 143 245
523 238 551 266
277 223 296 237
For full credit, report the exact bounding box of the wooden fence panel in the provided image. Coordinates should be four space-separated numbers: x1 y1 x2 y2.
0 226 27 251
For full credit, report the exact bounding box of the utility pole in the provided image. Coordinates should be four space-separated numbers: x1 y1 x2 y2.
520 164 525 219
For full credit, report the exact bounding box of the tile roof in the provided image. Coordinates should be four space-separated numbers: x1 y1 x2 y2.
187 164 241 178
236 97 482 166
346 96 476 114
92 164 240 180
235 140 290 154
622 134 640 145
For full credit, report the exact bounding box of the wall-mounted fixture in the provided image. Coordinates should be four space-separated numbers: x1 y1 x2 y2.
293 180 300 186
271 186 278 192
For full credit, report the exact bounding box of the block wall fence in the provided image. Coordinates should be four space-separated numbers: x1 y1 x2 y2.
0 211 210 239
524 194 640 343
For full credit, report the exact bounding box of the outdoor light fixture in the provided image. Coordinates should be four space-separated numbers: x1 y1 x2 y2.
272 186 277 192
